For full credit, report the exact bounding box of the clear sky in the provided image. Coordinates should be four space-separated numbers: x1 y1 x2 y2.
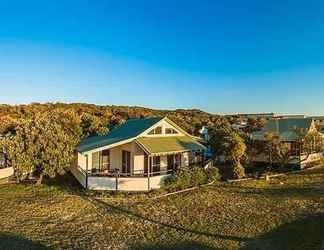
0 0 324 114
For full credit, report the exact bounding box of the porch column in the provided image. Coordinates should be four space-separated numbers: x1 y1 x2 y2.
85 154 88 189
147 155 151 191
201 150 205 167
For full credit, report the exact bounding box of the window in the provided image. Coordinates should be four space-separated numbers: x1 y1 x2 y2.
122 150 131 175
101 149 110 171
165 128 178 134
152 156 161 173
92 152 100 172
148 126 162 135
167 155 175 170
175 154 181 169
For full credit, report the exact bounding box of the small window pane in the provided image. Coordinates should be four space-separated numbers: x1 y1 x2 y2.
148 126 162 135
155 126 162 134
165 128 178 134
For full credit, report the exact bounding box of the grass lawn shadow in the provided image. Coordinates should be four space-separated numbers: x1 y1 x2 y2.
129 240 222 250
0 232 50 250
242 213 324 250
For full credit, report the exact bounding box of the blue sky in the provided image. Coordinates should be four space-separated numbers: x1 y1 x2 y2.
0 0 324 114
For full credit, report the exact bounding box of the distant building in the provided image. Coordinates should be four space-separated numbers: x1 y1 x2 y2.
309 116 324 133
274 114 306 119
226 113 274 120
251 118 324 168
199 126 210 141
0 152 6 169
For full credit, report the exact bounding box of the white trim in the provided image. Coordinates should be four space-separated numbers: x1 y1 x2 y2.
139 117 186 137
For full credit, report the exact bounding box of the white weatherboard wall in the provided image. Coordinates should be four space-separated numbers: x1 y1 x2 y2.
78 153 87 171
133 143 145 174
0 167 14 179
86 175 171 191
160 156 168 172
118 177 148 191
88 176 116 190
300 152 323 168
181 152 190 167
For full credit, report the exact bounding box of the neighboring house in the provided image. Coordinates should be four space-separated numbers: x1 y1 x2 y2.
310 116 324 134
0 152 6 169
251 118 323 167
226 113 275 120
231 121 247 130
199 126 209 141
274 114 306 119
0 151 14 180
71 117 206 191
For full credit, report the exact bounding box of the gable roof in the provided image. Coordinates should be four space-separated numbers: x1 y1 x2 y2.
252 118 314 141
77 117 163 153
136 136 206 156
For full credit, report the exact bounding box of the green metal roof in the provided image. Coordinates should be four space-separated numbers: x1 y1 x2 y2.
252 118 313 141
77 117 163 152
136 136 206 155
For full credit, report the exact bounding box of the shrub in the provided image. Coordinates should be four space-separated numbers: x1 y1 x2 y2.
231 163 245 179
205 166 221 182
164 165 219 190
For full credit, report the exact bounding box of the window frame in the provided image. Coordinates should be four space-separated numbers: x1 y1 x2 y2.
148 126 163 135
165 128 178 134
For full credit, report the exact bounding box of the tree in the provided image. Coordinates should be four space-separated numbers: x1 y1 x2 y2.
208 122 232 161
209 124 246 179
245 117 266 134
263 132 279 169
222 132 247 179
273 143 291 166
0 110 82 184
80 113 109 137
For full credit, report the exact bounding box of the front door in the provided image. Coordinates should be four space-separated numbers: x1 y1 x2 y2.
122 150 131 175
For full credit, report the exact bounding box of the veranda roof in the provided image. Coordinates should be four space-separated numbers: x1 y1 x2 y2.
136 136 206 155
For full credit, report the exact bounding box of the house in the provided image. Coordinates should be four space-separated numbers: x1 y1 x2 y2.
0 152 6 169
309 116 324 133
71 117 206 191
199 126 209 141
251 118 323 167
0 151 14 180
226 113 275 121
274 114 306 119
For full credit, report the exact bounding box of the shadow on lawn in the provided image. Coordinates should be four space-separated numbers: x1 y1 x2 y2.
91 198 249 243
217 183 324 199
129 240 221 250
0 232 50 250
43 172 84 194
242 213 324 250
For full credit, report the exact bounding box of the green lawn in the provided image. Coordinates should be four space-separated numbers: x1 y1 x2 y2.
1 168 324 250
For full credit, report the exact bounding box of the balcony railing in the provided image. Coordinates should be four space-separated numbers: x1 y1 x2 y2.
85 168 175 178
76 159 205 178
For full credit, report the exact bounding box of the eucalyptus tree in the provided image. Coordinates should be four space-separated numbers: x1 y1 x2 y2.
0 110 82 184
